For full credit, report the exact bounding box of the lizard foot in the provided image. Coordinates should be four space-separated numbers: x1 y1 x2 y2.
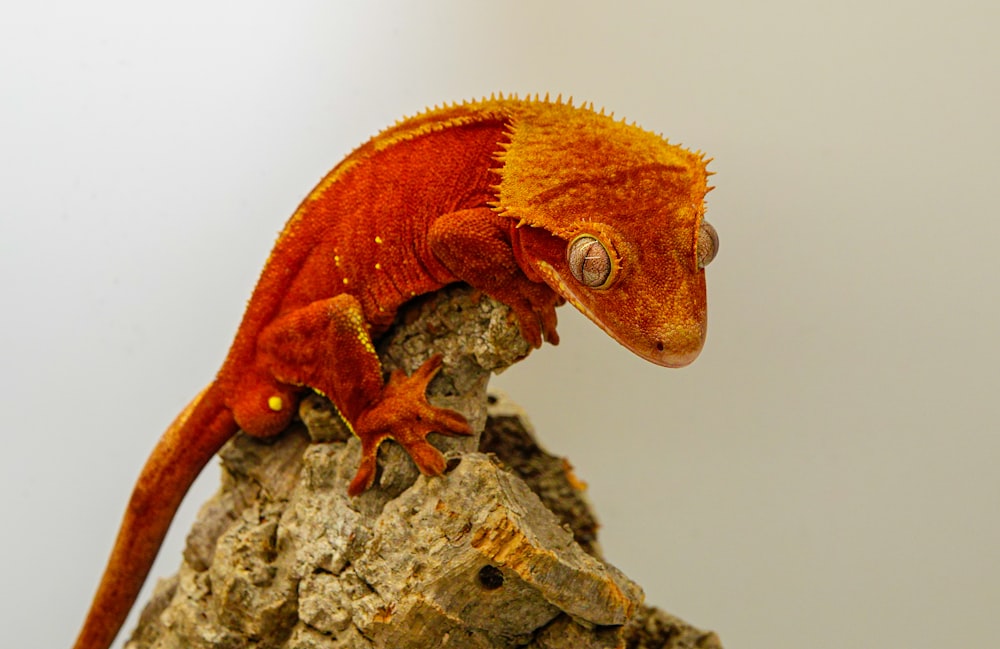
513 286 564 348
348 355 472 496
492 282 564 348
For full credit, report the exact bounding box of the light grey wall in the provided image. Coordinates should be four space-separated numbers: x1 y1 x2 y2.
3 2 998 647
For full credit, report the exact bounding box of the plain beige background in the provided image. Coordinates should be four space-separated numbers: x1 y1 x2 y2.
2 1 998 647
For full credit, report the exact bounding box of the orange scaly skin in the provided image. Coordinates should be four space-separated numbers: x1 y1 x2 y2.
73 95 718 649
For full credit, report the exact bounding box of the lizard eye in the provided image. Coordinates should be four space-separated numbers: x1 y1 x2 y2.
567 235 613 289
697 221 719 269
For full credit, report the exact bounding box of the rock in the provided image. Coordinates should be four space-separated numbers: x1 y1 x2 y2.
124 285 722 649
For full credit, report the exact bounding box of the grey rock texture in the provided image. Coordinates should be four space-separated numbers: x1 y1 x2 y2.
125 286 722 649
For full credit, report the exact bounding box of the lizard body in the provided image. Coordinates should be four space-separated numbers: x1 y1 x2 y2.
73 95 717 649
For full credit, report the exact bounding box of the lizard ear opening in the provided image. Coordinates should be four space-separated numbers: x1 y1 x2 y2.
567 235 616 289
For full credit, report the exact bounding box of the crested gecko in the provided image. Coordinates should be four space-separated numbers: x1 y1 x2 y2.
73 95 718 649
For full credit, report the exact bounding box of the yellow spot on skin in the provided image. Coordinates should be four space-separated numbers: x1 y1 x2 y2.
334 255 340 266
342 277 349 285
375 262 381 270
268 396 283 412
375 236 383 244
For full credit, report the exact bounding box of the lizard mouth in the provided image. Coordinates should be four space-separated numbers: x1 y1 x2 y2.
533 261 705 368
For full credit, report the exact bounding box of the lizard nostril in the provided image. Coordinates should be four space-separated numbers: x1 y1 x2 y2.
655 341 664 352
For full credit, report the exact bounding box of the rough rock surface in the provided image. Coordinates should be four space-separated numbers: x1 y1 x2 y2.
125 285 722 649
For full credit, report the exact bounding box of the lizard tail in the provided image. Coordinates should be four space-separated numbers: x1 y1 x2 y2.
72 383 237 649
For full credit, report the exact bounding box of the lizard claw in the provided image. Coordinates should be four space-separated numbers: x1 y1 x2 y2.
507 286 562 348
348 355 472 496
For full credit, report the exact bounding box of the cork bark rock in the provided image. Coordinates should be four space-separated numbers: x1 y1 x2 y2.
125 286 722 649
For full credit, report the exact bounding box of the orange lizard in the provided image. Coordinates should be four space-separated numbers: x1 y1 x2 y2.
72 95 718 649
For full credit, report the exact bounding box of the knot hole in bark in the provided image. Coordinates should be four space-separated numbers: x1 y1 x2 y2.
477 565 504 590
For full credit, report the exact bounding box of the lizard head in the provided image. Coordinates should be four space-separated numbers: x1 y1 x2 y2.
496 101 717 367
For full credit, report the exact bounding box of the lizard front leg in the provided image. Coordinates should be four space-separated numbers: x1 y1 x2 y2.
429 208 564 347
247 293 471 496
